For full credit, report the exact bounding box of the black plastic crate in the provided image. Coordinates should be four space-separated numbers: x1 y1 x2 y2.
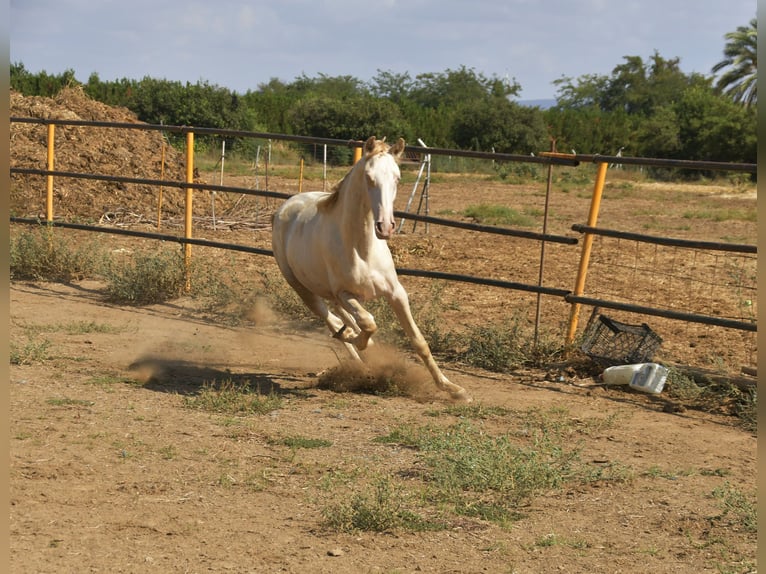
580 309 662 367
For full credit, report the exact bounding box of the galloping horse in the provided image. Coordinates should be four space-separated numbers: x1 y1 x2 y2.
271 136 471 402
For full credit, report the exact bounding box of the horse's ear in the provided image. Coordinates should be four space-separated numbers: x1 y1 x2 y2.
364 136 377 154
390 137 406 159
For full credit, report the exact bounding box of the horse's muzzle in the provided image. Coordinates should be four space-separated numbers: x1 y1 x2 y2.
375 221 395 240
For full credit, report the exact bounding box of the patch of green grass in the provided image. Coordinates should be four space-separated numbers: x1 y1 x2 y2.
711 482 756 534
442 402 512 419
10 336 52 365
379 420 581 509
183 379 283 415
463 204 536 227
86 374 138 387
46 397 94 407
445 320 565 373
321 477 446 533
371 409 637 529
19 320 130 336
277 436 333 449
682 208 756 223
158 445 178 460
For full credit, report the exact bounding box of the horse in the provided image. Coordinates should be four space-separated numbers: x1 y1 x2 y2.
271 136 471 403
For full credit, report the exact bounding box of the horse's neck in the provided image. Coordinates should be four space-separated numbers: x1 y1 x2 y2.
337 162 376 251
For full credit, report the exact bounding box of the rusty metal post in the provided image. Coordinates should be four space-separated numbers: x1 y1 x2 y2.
566 161 609 344
534 139 558 347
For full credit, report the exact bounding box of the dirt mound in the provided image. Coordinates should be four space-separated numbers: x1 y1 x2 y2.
10 87 206 223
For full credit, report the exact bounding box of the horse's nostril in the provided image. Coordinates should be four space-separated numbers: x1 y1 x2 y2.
376 221 393 238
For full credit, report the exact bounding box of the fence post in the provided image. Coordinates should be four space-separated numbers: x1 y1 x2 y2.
566 161 608 344
534 139 558 347
46 123 55 222
184 131 194 293
157 141 166 230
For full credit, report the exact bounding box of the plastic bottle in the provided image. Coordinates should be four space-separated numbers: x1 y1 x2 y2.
602 363 669 394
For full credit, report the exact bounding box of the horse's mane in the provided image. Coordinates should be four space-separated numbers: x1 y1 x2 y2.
317 139 392 211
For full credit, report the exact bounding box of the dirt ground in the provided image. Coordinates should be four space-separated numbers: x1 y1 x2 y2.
9 89 758 573
8 280 757 574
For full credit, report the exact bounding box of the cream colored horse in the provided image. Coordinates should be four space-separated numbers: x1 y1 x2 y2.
271 136 471 402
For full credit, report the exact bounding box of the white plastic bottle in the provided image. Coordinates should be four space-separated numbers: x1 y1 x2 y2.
602 363 669 394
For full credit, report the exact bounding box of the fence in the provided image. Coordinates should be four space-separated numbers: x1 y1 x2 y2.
9 117 757 374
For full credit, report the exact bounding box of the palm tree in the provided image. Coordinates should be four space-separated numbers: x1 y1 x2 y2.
711 17 757 108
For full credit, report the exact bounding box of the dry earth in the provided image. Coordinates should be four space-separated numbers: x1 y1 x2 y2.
10 88 758 573
9 280 757 573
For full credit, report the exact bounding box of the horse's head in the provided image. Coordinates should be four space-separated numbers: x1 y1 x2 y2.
363 136 405 240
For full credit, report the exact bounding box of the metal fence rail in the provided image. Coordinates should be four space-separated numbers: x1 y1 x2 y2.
10 116 757 345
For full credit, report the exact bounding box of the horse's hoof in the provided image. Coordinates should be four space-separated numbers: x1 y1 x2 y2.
450 389 473 403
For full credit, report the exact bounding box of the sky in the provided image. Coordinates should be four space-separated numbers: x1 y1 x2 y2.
9 0 756 101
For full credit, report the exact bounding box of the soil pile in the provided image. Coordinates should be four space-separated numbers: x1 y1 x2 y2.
10 87 204 222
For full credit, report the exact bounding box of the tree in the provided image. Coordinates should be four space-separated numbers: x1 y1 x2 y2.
286 95 411 163
451 99 547 154
408 66 519 109
711 17 757 108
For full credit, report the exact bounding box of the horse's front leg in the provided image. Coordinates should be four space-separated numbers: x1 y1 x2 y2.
387 284 472 403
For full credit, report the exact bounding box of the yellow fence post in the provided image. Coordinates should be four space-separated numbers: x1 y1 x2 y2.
353 144 362 164
157 141 166 230
184 131 194 293
566 161 609 344
46 124 55 222
298 157 304 193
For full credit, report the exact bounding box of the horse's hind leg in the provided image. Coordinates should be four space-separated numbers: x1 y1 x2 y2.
278 271 363 362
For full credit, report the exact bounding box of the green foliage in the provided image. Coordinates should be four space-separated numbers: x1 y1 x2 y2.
711 482 757 533
322 477 444 533
546 50 756 165
102 247 187 304
711 17 757 108
376 418 586 526
10 226 105 282
286 95 411 163
12 29 757 165
451 98 546 153
277 436 333 449
10 335 52 365
463 204 536 227
182 379 283 415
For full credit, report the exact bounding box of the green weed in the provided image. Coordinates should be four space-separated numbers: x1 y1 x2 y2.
10 335 52 365
10 226 106 282
463 204 536 227
46 397 94 407
711 482 756 534
103 246 187 304
277 436 333 449
321 477 445 533
183 379 283 415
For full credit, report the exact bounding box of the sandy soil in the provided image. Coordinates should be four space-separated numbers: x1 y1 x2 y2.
9 279 757 573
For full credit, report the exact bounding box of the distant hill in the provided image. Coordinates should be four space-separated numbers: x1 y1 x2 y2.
518 99 556 109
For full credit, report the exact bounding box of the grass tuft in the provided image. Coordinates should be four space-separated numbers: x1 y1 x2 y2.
183 379 283 415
